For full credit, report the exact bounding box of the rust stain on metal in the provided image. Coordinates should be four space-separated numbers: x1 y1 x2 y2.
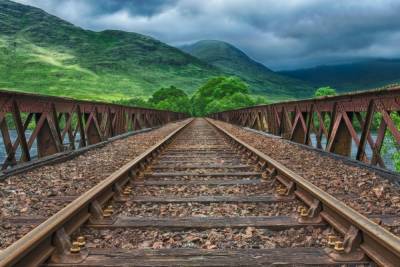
209 86 400 169
0 90 186 169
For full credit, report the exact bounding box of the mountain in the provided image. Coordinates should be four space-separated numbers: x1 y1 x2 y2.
0 0 317 102
279 59 400 93
180 40 315 101
0 0 222 101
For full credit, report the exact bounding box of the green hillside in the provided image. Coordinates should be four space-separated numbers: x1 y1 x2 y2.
279 59 400 93
0 0 221 101
180 40 315 101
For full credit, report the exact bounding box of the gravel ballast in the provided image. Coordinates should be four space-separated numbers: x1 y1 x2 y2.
79 226 329 250
212 120 400 230
133 184 274 197
118 201 300 217
0 120 187 249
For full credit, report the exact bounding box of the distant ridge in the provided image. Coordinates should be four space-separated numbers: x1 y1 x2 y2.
279 59 400 93
5 0 395 102
180 40 315 101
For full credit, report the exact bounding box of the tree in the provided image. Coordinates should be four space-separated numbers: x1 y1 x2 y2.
377 113 400 172
148 86 187 104
191 76 267 116
149 86 191 114
314 86 337 97
113 97 152 108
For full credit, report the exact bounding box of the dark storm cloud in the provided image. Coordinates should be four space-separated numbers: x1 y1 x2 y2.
80 0 178 16
13 0 400 70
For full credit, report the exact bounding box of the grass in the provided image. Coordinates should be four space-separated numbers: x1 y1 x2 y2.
0 0 320 103
0 33 220 101
0 0 223 102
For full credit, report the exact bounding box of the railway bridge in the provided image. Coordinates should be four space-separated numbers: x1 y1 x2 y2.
0 88 400 266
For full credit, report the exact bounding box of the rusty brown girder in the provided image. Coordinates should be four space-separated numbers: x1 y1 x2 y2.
209 86 400 169
0 90 187 169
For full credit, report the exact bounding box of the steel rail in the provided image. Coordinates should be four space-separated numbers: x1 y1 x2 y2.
0 118 193 267
206 118 400 267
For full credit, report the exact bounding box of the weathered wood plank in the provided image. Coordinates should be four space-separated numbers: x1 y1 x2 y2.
43 248 370 266
131 195 293 203
145 172 262 178
133 178 263 186
90 216 325 230
161 153 237 156
156 160 242 164
158 155 239 159
151 164 250 170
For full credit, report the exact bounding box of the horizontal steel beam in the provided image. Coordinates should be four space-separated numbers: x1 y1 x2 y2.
209 86 400 170
0 90 187 169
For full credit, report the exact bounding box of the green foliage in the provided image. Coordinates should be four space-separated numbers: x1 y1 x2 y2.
113 77 268 116
181 40 315 100
114 86 191 114
0 0 221 101
155 97 191 114
314 86 337 97
149 86 187 104
113 97 152 108
191 76 267 116
378 113 400 171
0 1 316 103
149 86 191 113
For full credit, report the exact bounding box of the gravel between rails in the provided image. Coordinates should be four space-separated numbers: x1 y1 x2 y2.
118 201 301 217
212 121 400 230
147 167 254 174
137 175 261 181
133 184 275 197
78 226 329 250
0 120 187 249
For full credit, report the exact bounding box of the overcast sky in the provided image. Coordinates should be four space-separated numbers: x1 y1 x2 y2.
14 0 400 70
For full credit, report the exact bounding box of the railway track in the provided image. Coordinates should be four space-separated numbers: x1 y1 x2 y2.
1 118 400 266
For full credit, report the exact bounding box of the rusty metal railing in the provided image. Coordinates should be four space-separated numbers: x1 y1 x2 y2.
209 86 400 171
0 90 186 169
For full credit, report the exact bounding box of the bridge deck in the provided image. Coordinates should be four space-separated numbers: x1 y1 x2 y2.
0 120 188 250
212 119 400 237
0 118 399 266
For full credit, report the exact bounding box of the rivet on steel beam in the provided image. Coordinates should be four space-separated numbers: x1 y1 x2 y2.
104 205 114 214
277 188 287 195
300 207 310 217
123 189 132 195
262 172 268 179
297 206 305 213
334 241 345 253
70 241 81 254
77 236 86 247
103 211 111 218
327 235 336 247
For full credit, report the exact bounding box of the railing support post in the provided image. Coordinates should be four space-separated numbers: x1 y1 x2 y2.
328 112 353 157
84 113 102 145
35 113 60 158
